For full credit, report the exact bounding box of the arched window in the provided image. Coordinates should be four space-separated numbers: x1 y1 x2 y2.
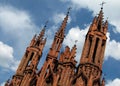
92 38 99 63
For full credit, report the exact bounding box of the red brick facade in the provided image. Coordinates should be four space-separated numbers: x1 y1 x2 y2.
6 8 108 86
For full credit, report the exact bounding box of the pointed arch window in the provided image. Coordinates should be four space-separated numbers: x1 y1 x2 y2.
97 21 102 31
30 52 34 60
87 36 92 57
92 38 99 63
28 52 34 66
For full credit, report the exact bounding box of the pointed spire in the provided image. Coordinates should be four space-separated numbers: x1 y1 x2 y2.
37 21 48 41
56 7 71 38
97 1 106 25
30 34 37 46
70 44 77 59
38 28 45 40
103 20 108 34
93 5 105 32
33 34 37 40
93 16 97 24
97 8 103 24
89 4 106 32
104 20 108 27
31 34 37 41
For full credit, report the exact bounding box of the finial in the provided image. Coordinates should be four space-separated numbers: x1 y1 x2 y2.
44 20 48 28
75 40 78 44
67 7 72 15
99 1 106 9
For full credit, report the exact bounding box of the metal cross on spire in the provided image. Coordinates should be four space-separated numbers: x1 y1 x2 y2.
100 1 106 9
67 7 72 15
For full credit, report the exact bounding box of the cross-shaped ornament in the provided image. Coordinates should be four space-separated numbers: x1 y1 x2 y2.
100 1 106 9
67 7 72 15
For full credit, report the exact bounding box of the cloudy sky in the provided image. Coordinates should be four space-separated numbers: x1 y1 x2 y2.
0 0 120 86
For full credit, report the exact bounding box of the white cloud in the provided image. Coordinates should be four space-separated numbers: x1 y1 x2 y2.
0 5 37 58
105 39 120 60
53 13 71 24
104 32 120 60
0 41 19 71
0 41 13 68
106 78 120 86
0 5 38 71
0 82 5 86
60 0 120 33
0 6 35 31
63 26 88 62
64 25 120 62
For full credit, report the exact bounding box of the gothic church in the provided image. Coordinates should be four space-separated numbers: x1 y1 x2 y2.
5 7 108 86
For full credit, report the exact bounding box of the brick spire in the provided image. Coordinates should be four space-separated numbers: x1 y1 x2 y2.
37 21 48 41
9 23 47 86
75 7 108 86
55 7 71 38
30 24 46 47
96 8 104 31
20 24 47 86
49 7 71 58
36 8 70 86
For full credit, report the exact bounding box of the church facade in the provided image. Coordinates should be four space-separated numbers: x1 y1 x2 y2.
5 7 108 86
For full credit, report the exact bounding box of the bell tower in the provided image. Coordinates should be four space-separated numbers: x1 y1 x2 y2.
75 7 108 86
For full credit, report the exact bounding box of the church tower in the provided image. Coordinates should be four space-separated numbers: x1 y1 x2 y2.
36 8 70 86
74 8 108 86
9 26 46 86
6 5 109 86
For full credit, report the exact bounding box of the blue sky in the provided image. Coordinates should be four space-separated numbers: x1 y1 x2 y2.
0 0 120 86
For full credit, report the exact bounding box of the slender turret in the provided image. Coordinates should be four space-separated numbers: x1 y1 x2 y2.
10 23 47 86
74 6 108 86
37 8 71 86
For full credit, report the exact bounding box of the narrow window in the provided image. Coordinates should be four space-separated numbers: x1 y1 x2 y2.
57 39 59 44
87 36 92 57
98 23 101 31
92 38 99 63
30 52 34 60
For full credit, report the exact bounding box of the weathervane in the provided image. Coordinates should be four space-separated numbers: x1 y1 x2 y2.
99 1 106 9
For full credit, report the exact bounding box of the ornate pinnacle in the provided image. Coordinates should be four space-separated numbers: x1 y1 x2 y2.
38 21 48 40
71 44 77 58
56 8 71 37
